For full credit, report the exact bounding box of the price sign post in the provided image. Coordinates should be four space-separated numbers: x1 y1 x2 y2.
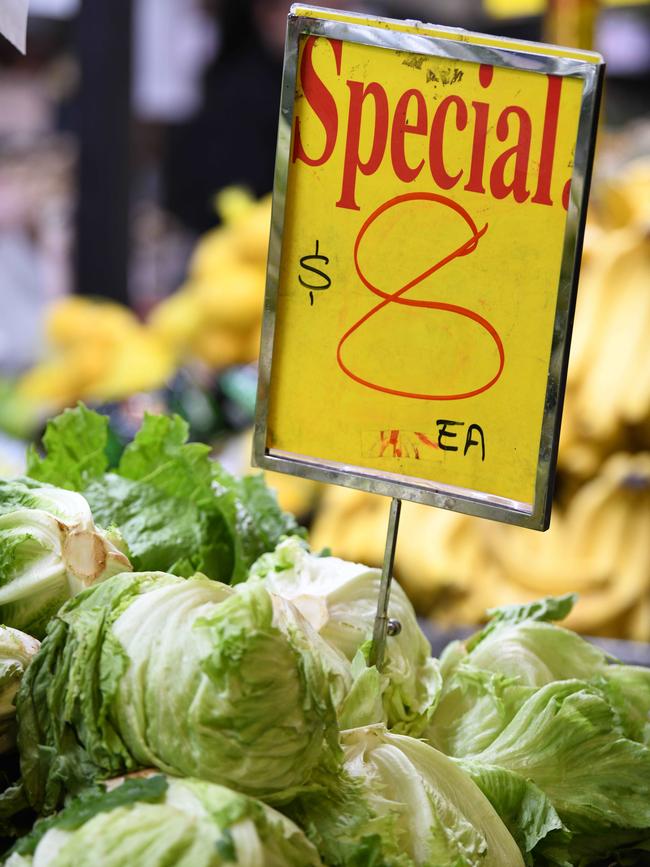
253 4 604 666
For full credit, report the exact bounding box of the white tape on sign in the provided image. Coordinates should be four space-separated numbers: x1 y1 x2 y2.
0 0 29 53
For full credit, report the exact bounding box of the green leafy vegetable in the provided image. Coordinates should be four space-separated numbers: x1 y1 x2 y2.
0 627 40 754
466 593 578 651
26 405 303 582
10 774 168 857
453 762 565 862
213 467 307 584
0 479 131 637
249 536 441 735
289 724 524 867
16 573 347 814
26 403 110 491
5 774 322 866
426 595 650 865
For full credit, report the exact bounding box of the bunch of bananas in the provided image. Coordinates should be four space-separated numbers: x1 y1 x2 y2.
148 188 271 369
309 149 650 642
310 452 650 641
15 296 175 410
559 165 650 480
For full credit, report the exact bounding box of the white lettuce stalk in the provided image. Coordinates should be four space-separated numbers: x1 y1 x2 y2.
250 537 440 735
0 625 40 753
0 480 131 637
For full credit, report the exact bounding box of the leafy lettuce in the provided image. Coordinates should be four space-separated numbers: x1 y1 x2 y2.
16 572 347 814
288 724 524 867
0 627 40 754
425 595 650 865
5 773 323 866
26 404 303 583
250 536 441 736
0 479 131 638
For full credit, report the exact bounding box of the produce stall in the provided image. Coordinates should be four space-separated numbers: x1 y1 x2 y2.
4 132 649 644
1 405 650 867
0 4 649 866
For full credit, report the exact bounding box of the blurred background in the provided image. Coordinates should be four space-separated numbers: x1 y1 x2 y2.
0 0 649 645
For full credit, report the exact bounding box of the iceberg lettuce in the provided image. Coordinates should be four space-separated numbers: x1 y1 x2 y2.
16 572 348 814
288 725 524 867
0 626 39 754
426 595 650 865
0 479 131 637
250 537 440 735
5 773 323 866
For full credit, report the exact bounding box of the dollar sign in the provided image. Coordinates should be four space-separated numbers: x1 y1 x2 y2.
299 240 331 305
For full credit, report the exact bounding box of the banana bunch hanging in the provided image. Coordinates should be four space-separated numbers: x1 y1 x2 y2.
310 451 650 641
16 297 175 410
148 188 271 369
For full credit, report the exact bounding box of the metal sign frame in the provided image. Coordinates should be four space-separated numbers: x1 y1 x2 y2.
253 4 604 531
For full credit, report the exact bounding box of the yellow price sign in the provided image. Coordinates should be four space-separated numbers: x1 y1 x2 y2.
254 5 604 530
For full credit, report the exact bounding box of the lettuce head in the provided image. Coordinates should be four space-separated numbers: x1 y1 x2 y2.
288 724 524 867
425 595 650 865
16 572 349 814
0 478 131 638
4 773 323 866
0 626 39 754
250 537 441 735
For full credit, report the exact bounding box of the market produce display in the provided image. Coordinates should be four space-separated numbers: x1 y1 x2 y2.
4 151 648 644
0 406 649 866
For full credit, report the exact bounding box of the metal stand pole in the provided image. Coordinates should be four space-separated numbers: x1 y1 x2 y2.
368 497 402 670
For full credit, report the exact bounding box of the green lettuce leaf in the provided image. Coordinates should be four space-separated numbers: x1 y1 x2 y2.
82 474 232 578
473 680 650 831
10 775 169 858
214 468 306 583
596 664 650 746
466 593 578 651
26 404 110 490
26 405 303 583
455 681 650 865
289 725 524 867
454 761 566 864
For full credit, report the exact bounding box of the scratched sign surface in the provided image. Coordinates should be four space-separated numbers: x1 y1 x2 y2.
264 13 594 513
